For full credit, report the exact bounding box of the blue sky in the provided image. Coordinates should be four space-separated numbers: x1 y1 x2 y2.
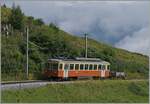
3 1 150 56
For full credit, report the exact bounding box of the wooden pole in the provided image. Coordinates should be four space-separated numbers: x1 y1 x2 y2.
26 27 29 79
85 34 87 58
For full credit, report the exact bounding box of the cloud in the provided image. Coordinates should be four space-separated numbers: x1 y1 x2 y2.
3 1 150 55
115 26 150 56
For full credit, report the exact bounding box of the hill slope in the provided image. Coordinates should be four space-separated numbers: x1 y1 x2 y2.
1 6 149 80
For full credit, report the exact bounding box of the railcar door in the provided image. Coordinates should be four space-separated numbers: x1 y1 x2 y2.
101 70 105 77
64 64 69 79
99 65 105 78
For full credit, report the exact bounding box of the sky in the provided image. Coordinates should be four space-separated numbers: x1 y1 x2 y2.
3 1 150 56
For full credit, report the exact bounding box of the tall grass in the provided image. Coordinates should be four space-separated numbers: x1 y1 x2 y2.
2 80 149 103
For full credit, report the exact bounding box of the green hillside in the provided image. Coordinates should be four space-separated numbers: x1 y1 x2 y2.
1 5 149 80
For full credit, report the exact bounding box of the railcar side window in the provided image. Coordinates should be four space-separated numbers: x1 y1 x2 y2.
89 64 93 70
70 64 74 70
59 64 63 70
80 64 84 70
102 65 105 70
75 64 79 70
64 64 69 70
48 63 52 70
98 65 101 70
85 64 88 70
49 63 52 70
94 65 97 70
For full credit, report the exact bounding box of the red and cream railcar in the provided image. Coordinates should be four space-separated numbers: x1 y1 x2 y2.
44 58 110 80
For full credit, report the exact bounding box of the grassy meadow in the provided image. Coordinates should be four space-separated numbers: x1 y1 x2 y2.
2 80 149 103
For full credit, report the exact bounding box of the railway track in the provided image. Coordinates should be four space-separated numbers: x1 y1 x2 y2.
1 80 73 91
1 80 45 85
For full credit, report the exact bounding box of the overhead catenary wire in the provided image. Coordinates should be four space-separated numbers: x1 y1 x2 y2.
2 41 48 50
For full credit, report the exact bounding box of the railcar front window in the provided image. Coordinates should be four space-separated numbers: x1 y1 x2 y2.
59 64 63 70
70 64 74 70
89 64 93 70
80 64 84 70
75 64 79 70
107 65 110 70
53 63 58 70
85 64 88 70
45 63 49 69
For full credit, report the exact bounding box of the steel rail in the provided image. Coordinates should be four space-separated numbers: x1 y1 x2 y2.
1 80 74 91
1 80 46 85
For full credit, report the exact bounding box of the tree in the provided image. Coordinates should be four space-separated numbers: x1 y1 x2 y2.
49 22 59 32
34 18 44 26
103 47 115 57
9 4 24 30
3 4 7 8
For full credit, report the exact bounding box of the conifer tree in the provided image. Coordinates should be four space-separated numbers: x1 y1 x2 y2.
10 4 24 30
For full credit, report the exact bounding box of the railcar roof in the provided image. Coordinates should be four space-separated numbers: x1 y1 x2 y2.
48 57 110 64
